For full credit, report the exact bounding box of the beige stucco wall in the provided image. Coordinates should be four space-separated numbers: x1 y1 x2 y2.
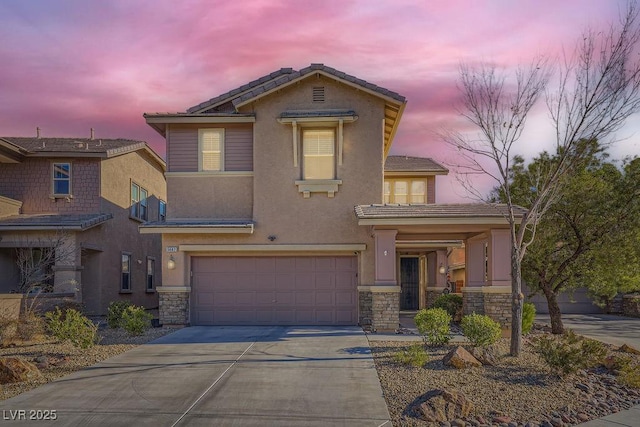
78 150 166 314
167 175 252 219
0 195 21 218
162 75 386 287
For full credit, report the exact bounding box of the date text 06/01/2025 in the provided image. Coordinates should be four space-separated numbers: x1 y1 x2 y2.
2 410 57 421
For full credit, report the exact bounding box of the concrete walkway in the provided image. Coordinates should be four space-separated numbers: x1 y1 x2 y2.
0 326 391 426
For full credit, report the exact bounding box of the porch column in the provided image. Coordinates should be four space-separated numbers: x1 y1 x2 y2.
360 229 400 331
374 229 397 285
158 248 190 326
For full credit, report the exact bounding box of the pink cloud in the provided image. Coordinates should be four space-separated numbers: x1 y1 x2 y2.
0 0 635 201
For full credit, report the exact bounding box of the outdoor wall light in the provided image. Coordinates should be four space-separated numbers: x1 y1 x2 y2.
167 255 176 270
438 263 446 275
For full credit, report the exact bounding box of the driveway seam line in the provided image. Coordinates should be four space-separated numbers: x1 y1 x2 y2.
171 341 256 427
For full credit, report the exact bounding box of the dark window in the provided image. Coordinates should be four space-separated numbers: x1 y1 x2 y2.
53 163 71 195
146 258 155 291
159 200 166 221
121 253 131 291
130 182 148 221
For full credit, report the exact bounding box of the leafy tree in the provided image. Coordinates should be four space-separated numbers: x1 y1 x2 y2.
443 3 640 355
493 141 640 333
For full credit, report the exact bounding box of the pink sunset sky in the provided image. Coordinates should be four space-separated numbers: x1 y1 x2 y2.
1 0 639 202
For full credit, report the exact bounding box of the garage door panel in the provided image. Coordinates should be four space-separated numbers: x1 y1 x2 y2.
192 256 357 325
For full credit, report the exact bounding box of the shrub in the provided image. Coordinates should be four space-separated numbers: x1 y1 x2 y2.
107 300 134 329
618 362 640 388
394 344 430 367
432 294 463 320
121 306 153 336
414 308 451 346
16 312 46 341
534 329 607 376
45 307 99 349
522 302 536 335
461 313 502 347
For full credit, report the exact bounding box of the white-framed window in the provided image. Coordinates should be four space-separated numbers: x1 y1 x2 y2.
199 128 224 171
52 162 71 196
121 252 131 292
146 257 155 292
302 129 335 180
384 179 427 204
159 200 166 221
130 182 148 221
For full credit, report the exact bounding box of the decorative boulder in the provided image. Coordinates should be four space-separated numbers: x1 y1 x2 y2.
419 389 473 422
443 346 482 369
470 345 499 366
0 357 42 384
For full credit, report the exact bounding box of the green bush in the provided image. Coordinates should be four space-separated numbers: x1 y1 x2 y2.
414 308 451 346
107 300 134 329
619 362 640 388
534 330 607 376
121 306 153 336
45 307 99 349
461 313 502 347
522 302 536 335
394 344 430 367
432 294 463 320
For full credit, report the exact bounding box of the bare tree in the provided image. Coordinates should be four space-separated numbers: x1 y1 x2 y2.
443 2 640 356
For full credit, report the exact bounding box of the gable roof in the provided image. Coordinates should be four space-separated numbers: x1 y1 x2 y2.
0 137 166 171
146 64 406 154
384 155 449 175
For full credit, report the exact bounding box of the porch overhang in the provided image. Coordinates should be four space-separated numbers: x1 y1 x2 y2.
0 213 113 231
355 203 525 236
139 219 255 234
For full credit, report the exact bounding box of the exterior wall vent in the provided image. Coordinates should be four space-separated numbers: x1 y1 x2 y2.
313 87 325 102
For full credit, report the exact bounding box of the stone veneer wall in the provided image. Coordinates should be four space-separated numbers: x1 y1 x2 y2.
159 291 190 325
372 292 399 331
483 293 512 328
358 291 373 326
622 295 640 318
426 289 442 308
463 290 512 329
463 291 484 315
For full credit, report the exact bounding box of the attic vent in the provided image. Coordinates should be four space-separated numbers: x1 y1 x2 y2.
312 87 325 102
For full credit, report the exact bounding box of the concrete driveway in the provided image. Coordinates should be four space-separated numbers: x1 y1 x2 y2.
0 326 391 426
536 314 640 348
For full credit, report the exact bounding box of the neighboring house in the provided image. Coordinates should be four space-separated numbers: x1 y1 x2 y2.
0 137 167 315
142 63 523 330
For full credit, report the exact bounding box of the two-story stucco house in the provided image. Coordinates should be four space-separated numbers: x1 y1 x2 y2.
0 136 166 315
142 64 523 331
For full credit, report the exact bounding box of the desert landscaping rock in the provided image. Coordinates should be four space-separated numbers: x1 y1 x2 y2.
443 346 482 369
418 389 473 422
371 335 640 426
0 358 42 384
618 343 640 355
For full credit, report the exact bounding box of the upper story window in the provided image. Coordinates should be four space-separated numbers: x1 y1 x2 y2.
303 129 335 180
159 200 166 221
52 162 71 196
131 182 148 221
384 179 426 204
199 128 224 171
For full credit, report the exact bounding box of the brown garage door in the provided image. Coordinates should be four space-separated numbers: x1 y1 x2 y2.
191 256 358 325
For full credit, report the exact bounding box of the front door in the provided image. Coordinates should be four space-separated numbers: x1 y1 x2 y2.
400 257 419 310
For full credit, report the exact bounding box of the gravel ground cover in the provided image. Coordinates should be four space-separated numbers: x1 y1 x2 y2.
370 334 640 427
0 325 177 401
